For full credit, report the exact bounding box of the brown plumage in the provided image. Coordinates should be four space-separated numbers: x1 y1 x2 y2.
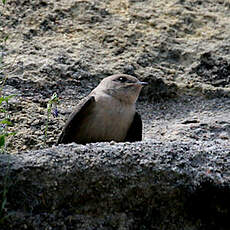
57 74 147 144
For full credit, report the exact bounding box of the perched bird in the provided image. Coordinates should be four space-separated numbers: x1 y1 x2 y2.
57 74 147 145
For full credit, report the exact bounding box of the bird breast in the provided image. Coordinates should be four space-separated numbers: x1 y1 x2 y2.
76 94 136 142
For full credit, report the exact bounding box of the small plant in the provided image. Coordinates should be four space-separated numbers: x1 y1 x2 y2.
0 21 15 152
0 95 16 152
44 92 59 146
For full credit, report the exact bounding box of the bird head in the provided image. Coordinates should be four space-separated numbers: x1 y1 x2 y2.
97 74 147 104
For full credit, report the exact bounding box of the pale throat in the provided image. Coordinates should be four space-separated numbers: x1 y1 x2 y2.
100 88 139 105
94 91 136 115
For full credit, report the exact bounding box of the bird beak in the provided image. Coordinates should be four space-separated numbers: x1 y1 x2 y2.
137 81 148 86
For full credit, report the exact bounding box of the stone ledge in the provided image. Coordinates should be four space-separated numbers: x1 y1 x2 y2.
0 140 229 229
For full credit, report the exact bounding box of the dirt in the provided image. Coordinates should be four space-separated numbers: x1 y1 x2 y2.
0 0 230 153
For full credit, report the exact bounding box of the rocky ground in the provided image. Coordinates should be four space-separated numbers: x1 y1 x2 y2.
0 0 230 153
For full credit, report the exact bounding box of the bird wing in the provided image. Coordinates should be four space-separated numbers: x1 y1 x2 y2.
57 96 96 144
124 112 142 142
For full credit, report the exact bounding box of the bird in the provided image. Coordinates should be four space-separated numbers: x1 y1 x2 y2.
57 74 147 145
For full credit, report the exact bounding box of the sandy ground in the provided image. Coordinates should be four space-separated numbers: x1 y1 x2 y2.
0 0 229 153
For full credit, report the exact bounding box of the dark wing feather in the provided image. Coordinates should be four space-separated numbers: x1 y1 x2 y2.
124 112 142 142
57 96 96 144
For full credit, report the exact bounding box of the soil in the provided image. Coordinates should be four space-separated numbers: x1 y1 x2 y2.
0 0 230 153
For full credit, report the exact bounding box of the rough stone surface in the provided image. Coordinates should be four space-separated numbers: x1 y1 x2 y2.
0 141 230 230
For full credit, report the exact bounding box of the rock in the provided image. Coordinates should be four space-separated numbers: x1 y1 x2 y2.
0 141 229 229
190 52 230 87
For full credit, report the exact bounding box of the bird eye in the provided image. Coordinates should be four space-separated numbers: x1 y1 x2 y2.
117 77 127 83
